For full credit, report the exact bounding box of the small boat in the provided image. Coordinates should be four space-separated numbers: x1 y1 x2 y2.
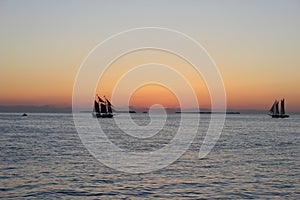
22 113 27 117
269 99 289 118
92 95 113 118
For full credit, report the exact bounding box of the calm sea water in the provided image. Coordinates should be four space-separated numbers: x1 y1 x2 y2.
0 113 299 199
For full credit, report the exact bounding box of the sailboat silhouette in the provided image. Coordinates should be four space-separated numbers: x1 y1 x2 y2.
92 95 113 118
269 99 289 118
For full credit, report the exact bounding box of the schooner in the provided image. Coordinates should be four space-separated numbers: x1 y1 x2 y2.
269 99 289 118
92 95 113 118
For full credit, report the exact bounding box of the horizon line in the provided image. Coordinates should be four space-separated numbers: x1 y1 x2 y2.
0 104 300 114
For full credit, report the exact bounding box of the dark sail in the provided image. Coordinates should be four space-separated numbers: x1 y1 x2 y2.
106 98 112 113
98 96 105 103
275 101 279 115
269 101 276 114
108 105 112 113
100 103 107 113
106 98 112 106
280 99 285 115
94 101 100 113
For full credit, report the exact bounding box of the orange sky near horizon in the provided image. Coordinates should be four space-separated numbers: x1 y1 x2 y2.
1 1 300 112
94 48 299 111
1 45 299 111
1 45 299 112
129 84 180 109
96 49 211 109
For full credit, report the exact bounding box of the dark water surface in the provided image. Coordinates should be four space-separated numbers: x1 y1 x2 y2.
0 113 299 199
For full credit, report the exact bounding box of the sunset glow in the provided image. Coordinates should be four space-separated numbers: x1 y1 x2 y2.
129 84 180 108
1 1 300 112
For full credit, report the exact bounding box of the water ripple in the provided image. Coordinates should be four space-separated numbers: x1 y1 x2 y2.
0 113 299 199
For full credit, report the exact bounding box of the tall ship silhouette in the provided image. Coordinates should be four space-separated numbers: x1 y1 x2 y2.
269 99 289 118
92 95 113 118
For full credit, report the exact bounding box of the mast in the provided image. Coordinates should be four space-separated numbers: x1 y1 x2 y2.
281 99 285 115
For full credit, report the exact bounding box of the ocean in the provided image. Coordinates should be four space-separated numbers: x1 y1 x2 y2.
0 113 299 199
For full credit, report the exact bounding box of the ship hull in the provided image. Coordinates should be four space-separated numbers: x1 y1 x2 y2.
269 114 289 118
92 113 113 118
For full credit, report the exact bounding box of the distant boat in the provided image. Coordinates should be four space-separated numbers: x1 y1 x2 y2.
22 113 27 117
92 95 113 118
269 99 289 118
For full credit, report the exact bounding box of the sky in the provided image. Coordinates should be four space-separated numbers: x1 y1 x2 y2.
1 0 299 112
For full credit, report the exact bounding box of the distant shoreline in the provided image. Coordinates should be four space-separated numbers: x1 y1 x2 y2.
0 105 72 113
0 105 299 114
176 111 240 114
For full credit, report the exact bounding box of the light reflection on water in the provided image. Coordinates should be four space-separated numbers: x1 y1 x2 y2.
0 113 299 199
